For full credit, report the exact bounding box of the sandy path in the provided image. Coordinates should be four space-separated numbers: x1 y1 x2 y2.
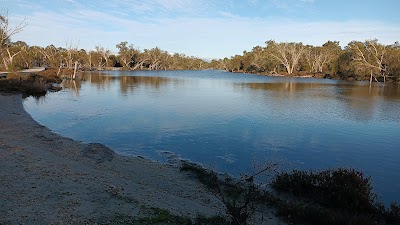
0 93 226 224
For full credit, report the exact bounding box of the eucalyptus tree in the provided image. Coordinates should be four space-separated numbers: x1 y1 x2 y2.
347 39 387 83
192 57 206 70
1 41 27 70
36 45 64 68
227 55 243 72
385 42 400 81
144 47 164 70
63 41 80 69
169 53 184 70
116 41 141 70
303 41 342 73
248 46 268 72
92 46 105 70
18 45 43 68
219 57 230 71
77 49 89 69
265 40 305 75
93 45 110 69
0 9 27 70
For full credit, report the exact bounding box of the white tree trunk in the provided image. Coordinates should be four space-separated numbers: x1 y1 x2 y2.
72 61 78 79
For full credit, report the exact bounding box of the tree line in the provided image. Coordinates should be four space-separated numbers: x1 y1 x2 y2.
1 10 400 82
0 40 208 72
1 10 207 72
210 40 400 82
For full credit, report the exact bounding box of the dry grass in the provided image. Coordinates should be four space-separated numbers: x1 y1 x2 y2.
0 70 62 97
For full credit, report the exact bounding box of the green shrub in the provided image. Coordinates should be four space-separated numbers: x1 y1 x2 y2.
271 168 378 213
385 202 400 224
271 168 400 225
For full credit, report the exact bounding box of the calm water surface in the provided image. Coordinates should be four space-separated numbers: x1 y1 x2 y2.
24 70 400 203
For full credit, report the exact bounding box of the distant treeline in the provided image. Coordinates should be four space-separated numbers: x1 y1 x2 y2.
210 40 400 82
0 41 208 71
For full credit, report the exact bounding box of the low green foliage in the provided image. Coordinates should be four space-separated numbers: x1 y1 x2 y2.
182 163 400 225
384 202 400 224
271 168 400 225
271 168 378 213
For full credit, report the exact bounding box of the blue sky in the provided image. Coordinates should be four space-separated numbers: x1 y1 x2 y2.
2 0 400 59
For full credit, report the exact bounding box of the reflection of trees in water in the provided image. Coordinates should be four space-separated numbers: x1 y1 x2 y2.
240 81 400 122
62 72 172 96
118 75 169 94
337 83 400 122
237 82 335 100
63 80 83 96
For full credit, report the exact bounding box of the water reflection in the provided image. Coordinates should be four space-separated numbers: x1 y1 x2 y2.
239 81 400 122
63 72 172 96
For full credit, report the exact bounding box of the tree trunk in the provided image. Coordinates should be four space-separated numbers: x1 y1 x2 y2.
57 64 62 76
370 70 373 85
3 58 9 70
73 61 78 80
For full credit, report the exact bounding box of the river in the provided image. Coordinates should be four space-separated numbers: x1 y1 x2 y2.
24 70 400 204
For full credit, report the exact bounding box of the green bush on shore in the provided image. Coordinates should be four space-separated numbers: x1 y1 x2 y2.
181 163 400 225
271 168 400 225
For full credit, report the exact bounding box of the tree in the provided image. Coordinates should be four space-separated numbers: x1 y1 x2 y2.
266 40 304 75
348 39 387 83
63 41 80 69
116 41 140 70
2 42 26 70
247 46 270 72
226 55 243 72
92 45 110 70
15 43 41 68
303 41 341 73
145 47 164 71
385 43 400 81
0 9 27 70
36 45 64 68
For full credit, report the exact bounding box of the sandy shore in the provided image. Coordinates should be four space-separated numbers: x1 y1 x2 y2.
0 93 227 224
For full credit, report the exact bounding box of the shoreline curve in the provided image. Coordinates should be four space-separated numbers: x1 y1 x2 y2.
0 93 226 224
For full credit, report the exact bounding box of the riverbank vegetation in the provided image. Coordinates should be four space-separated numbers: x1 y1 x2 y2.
2 39 400 83
181 163 400 225
212 40 400 83
0 70 62 97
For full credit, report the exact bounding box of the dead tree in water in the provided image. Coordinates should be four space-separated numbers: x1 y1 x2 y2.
72 61 78 79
